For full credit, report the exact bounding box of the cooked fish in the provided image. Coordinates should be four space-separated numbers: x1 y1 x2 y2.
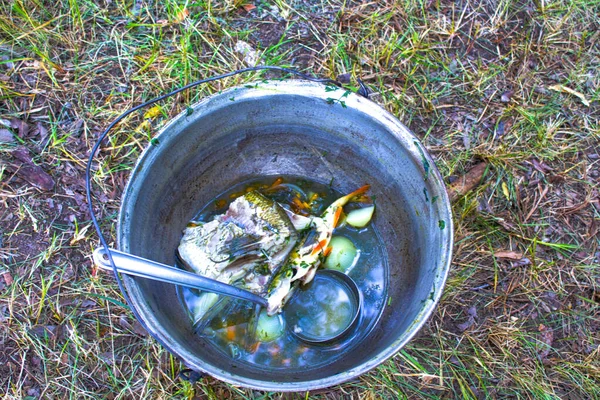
178 191 298 321
265 185 370 314
179 185 371 320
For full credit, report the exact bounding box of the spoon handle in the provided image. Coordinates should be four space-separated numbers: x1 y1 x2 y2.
93 247 268 308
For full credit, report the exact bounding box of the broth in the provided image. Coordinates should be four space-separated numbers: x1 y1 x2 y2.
178 176 389 370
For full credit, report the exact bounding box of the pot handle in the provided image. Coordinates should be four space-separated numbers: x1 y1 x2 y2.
85 66 367 346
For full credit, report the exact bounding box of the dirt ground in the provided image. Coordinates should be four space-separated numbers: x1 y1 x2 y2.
0 0 599 398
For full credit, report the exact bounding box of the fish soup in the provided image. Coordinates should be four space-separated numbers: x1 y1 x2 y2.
178 177 389 369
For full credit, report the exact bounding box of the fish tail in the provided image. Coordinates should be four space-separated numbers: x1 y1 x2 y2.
332 184 371 208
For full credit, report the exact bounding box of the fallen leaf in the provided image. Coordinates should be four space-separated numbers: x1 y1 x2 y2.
36 122 49 142
531 158 552 173
502 181 510 201
548 84 590 106
0 128 15 143
1 271 13 285
457 316 475 331
242 3 256 11
118 315 132 330
12 147 31 163
538 324 554 359
420 374 438 384
99 352 115 365
135 119 151 134
13 158 55 191
511 258 531 267
467 306 477 318
69 118 84 135
10 118 29 138
174 8 189 23
494 250 523 260
143 105 162 119
447 162 488 202
29 324 62 341
11 147 55 191
457 306 478 331
132 320 148 337
81 299 97 308
495 120 505 137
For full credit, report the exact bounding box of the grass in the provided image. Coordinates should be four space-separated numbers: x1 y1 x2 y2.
1 0 599 398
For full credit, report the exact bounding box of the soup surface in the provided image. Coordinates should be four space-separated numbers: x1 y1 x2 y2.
178 176 389 370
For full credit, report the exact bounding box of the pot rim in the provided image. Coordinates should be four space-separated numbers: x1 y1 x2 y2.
117 79 454 391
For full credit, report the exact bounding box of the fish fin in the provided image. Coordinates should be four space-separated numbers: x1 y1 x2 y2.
330 184 371 209
282 207 313 231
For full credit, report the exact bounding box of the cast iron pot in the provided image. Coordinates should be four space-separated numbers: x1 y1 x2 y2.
117 80 453 391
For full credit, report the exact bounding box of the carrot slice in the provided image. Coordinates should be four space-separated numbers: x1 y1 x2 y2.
226 326 236 340
311 239 329 256
268 177 284 189
332 207 343 227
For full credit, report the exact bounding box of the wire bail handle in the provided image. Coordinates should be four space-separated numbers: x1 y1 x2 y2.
85 66 368 356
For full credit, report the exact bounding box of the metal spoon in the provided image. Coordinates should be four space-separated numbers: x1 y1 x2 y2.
93 247 268 308
93 248 362 344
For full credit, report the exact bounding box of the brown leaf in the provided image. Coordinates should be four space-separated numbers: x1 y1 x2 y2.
10 118 29 138
12 146 30 163
538 324 554 359
510 257 531 267
81 299 96 308
29 325 62 341
17 163 55 191
132 320 148 337
494 250 523 260
1 271 13 285
118 315 132 330
548 84 590 106
448 162 488 202
531 158 552 173
36 122 49 142
242 3 256 11
457 316 475 331
12 147 55 191
174 8 189 23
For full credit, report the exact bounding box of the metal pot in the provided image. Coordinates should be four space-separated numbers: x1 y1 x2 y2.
118 80 453 391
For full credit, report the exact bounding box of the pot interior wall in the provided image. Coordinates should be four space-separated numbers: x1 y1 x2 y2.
118 82 450 388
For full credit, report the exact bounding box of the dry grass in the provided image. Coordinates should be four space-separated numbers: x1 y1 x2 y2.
1 0 599 398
